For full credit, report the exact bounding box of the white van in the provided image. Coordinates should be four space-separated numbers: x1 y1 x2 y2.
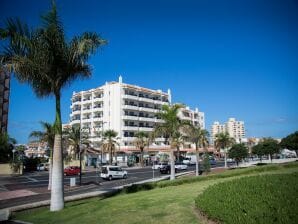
100 166 127 181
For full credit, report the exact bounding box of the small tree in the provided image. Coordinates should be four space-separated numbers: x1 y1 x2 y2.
229 143 248 166
261 138 280 161
0 133 16 162
133 131 149 167
101 130 119 165
202 153 210 174
252 144 265 162
280 131 298 156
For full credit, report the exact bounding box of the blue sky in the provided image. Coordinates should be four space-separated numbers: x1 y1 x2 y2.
1 0 298 143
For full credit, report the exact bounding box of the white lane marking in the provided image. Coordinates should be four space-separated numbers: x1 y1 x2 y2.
25 176 38 182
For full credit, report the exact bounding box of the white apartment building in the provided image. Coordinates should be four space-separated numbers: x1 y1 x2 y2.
178 106 205 129
211 118 245 143
69 76 205 151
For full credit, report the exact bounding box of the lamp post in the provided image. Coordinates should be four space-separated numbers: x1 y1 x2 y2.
100 121 107 165
12 149 16 162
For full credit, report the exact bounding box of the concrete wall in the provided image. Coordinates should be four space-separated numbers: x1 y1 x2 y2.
0 163 22 175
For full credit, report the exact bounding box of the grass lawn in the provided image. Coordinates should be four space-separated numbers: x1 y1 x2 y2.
14 162 298 224
196 172 298 224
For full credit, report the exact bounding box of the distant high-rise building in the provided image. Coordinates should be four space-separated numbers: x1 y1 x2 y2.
0 70 10 133
211 118 245 143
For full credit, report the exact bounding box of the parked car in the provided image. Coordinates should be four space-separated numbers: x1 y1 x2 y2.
182 158 196 165
64 166 80 176
227 158 234 162
210 158 217 166
152 162 168 170
37 163 49 171
100 166 127 181
160 165 177 174
175 162 188 170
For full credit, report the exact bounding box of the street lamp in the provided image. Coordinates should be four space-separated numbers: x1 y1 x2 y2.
12 149 16 162
100 121 107 165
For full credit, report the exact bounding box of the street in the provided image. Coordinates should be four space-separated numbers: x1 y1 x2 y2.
0 161 229 209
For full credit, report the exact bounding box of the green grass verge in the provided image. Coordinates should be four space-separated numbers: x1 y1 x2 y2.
195 172 298 224
13 162 298 224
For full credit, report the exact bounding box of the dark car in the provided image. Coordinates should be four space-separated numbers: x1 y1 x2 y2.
159 165 177 174
64 166 81 176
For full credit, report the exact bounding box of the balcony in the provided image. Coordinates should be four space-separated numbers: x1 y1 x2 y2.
138 96 154 104
138 106 157 113
82 118 91 123
93 117 103 122
122 137 136 142
139 117 155 122
72 110 81 115
70 119 80 125
139 126 154 132
122 94 138 101
123 126 139 131
123 104 139 111
93 106 103 112
122 115 139 121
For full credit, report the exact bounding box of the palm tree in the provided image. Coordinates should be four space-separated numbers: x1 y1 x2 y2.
214 132 235 168
0 132 16 163
29 121 55 190
0 2 106 211
171 132 185 162
186 125 208 176
133 131 149 167
63 125 90 185
154 104 189 180
101 130 119 165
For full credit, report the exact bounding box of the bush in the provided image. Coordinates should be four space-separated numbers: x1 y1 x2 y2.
195 172 298 224
124 182 156 194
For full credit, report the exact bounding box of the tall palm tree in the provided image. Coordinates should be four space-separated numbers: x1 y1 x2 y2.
154 104 189 180
186 125 208 176
214 132 235 168
0 2 106 211
29 121 55 190
101 130 119 165
133 131 149 167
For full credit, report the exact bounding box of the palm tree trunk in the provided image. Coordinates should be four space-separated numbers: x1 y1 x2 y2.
224 148 227 168
140 147 144 167
195 144 199 176
169 149 175 180
50 92 64 211
109 147 112 165
48 157 52 190
176 146 180 162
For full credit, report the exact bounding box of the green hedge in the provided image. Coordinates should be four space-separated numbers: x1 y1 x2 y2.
195 172 298 224
122 162 298 194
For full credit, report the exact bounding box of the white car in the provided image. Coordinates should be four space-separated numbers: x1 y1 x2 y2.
175 162 188 170
100 166 127 181
37 163 49 171
152 162 168 170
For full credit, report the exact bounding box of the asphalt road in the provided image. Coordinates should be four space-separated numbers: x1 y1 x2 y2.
0 161 230 209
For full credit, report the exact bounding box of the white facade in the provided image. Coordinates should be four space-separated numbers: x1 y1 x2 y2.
178 106 205 129
69 76 205 151
70 76 170 149
211 118 245 143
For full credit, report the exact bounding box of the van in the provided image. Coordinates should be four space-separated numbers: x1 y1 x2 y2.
100 166 127 181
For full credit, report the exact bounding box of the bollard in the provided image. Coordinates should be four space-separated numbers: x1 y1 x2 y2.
70 177 76 187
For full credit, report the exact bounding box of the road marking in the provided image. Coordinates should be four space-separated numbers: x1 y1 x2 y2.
25 176 38 182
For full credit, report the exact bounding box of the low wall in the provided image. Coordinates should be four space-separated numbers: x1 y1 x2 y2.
0 163 22 175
